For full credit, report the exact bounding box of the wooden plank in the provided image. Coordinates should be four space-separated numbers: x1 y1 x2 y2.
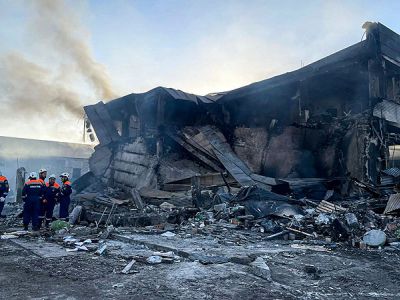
131 188 144 212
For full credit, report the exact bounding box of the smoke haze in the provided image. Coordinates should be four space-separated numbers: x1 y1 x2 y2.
0 0 116 142
0 0 399 142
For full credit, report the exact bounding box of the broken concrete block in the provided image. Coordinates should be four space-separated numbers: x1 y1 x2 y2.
345 213 359 228
249 257 272 280
146 256 162 264
363 230 387 247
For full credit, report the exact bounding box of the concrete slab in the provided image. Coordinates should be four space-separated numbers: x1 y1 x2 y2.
112 233 303 264
11 239 81 258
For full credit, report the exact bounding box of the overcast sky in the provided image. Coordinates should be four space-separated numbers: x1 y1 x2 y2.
0 0 399 143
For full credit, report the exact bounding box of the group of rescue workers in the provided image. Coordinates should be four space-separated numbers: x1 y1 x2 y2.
0 169 72 231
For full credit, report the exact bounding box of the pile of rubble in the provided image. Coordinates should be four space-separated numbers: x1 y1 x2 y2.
59 166 400 252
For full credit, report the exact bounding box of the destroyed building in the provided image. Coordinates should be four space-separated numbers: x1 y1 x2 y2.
84 22 400 201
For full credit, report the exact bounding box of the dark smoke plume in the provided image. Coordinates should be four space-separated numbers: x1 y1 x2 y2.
31 0 116 101
0 0 116 120
0 53 83 116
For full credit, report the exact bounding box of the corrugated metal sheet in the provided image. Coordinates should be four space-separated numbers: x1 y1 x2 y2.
380 176 395 185
164 88 225 104
316 200 347 214
373 100 400 125
384 193 400 214
382 168 400 178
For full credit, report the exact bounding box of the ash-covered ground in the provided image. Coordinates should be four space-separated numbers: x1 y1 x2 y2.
1 219 400 300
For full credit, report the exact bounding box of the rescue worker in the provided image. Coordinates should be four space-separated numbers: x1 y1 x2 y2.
38 168 47 185
38 168 48 228
22 172 45 231
42 174 60 228
59 173 72 221
0 171 9 217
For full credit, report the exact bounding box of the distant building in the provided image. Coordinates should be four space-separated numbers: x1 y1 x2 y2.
0 136 93 193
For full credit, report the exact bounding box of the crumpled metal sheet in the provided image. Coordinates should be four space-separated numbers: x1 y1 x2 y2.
384 193 400 214
232 186 304 219
373 100 400 126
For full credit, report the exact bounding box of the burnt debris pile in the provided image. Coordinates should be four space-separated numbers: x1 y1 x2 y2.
6 22 400 250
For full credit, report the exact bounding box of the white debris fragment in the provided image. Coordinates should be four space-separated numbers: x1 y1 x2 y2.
63 236 79 243
121 259 136 274
161 231 176 237
146 255 162 264
1 234 18 239
66 245 88 252
95 243 107 255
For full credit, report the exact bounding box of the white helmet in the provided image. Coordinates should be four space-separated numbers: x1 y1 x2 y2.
60 172 70 179
29 172 38 179
49 174 56 179
39 168 47 173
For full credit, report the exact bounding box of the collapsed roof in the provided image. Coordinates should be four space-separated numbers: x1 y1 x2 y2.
84 22 400 194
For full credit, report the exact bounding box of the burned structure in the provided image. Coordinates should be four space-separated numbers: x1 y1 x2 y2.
84 22 400 201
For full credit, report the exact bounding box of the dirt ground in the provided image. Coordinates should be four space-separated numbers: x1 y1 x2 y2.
1 226 400 300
